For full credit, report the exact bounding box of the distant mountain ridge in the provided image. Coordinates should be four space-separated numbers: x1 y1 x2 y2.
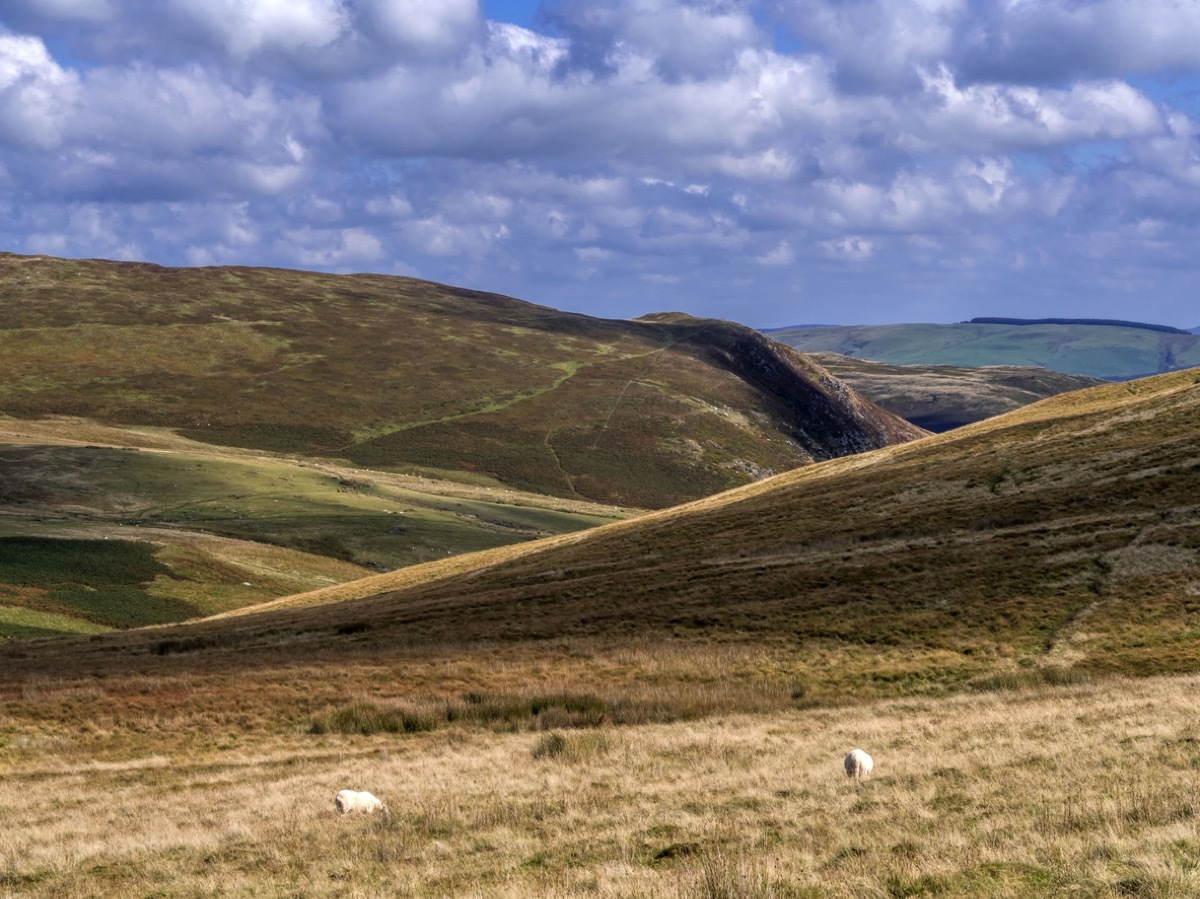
966 316 1189 335
767 319 1200 380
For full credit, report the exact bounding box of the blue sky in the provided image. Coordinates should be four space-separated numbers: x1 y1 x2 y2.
1 1 1199 329
484 1 540 28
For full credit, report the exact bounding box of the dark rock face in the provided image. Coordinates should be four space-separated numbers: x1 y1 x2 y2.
640 313 928 460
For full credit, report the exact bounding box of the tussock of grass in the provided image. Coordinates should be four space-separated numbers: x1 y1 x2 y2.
310 692 615 737
309 701 438 736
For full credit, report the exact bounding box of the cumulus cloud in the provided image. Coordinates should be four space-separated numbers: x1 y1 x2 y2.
821 235 875 262
0 31 79 150
360 0 483 58
958 0 1200 84
170 0 350 58
0 0 1198 327
911 66 1163 152
774 0 964 92
545 0 762 81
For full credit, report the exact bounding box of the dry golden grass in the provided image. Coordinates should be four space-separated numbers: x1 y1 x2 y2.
5 673 1200 897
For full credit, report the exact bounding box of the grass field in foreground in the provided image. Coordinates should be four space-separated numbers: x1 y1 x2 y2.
3 673 1200 897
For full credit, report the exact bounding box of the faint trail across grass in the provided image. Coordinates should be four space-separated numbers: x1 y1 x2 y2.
342 342 678 451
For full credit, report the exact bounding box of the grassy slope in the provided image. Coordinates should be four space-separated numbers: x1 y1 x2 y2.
768 321 1200 380
812 352 1106 431
0 252 922 509
0 418 626 636
4 366 1198 698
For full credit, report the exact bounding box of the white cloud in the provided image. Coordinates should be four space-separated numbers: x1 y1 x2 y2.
169 0 349 58
362 0 483 58
1 1 1199 328
755 240 794 267
0 31 79 150
281 225 385 267
365 194 414 219
913 66 1163 151
821 235 875 262
776 0 965 90
959 0 1200 82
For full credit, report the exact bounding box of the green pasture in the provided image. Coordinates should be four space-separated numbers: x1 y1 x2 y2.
0 439 625 637
769 322 1200 380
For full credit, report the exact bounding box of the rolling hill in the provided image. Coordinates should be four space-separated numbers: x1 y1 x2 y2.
0 252 923 510
810 353 1105 431
5 365 1198 710
767 320 1200 381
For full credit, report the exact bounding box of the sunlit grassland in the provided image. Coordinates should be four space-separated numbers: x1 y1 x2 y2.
0 418 629 635
2 358 1199 894
4 672 1200 897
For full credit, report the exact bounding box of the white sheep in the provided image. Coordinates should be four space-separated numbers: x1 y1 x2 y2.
334 789 384 814
844 748 874 779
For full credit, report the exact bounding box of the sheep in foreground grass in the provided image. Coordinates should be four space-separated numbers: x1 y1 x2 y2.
334 790 384 814
844 749 874 779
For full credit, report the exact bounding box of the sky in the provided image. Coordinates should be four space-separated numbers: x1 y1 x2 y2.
1 1 1199 328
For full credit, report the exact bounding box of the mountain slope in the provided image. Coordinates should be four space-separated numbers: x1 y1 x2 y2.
0 253 923 508
7 367 1198 705
811 352 1105 431
767 321 1200 380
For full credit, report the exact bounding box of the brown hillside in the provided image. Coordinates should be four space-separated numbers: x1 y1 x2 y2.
0 253 923 508
4 367 1198 708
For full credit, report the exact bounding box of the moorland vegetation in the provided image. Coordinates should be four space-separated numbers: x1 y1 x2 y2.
0 252 920 510
3 253 1200 896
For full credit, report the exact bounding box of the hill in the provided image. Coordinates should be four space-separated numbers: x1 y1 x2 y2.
766 320 1200 380
0 252 923 510
6 365 1198 703
811 353 1105 431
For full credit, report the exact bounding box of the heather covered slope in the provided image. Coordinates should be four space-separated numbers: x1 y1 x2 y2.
812 352 1105 431
7 367 1199 703
0 253 923 508
768 320 1200 380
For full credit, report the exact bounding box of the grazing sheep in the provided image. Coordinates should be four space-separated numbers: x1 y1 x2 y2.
334 789 383 814
844 748 874 779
